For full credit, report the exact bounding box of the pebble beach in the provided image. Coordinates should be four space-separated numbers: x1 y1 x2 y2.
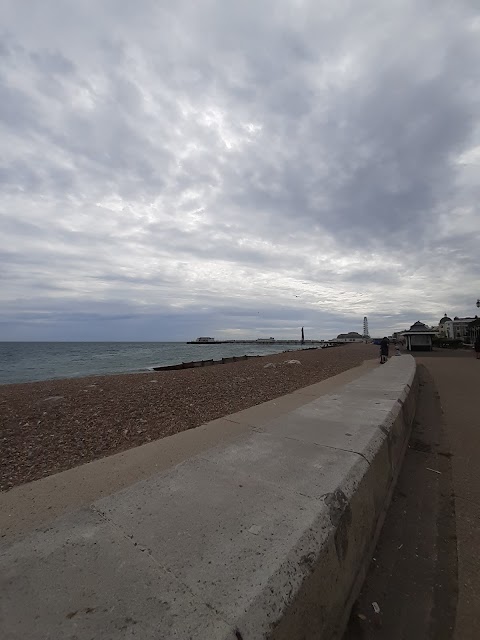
0 343 376 491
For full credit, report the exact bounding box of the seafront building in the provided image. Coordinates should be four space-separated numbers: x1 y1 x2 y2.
394 313 480 347
439 315 477 341
469 317 480 342
335 332 364 343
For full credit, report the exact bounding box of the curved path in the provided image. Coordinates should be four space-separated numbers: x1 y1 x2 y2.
345 350 479 640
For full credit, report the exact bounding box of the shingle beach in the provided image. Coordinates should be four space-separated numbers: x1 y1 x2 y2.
0 343 376 491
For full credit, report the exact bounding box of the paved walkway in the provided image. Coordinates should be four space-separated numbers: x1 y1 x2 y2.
418 351 480 640
345 350 479 639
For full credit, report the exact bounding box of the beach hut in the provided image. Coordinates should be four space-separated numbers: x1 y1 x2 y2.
401 321 436 352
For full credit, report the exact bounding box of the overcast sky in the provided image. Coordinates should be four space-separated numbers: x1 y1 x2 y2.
1 1 479 341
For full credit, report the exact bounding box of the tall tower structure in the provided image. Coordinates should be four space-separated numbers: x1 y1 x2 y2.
363 316 369 338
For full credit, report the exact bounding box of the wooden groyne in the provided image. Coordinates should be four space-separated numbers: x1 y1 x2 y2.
151 344 342 372
152 354 258 372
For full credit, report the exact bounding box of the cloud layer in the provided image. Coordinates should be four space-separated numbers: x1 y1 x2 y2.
1 0 480 340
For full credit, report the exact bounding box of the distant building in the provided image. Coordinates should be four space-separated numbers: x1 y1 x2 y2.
443 317 476 341
468 317 480 343
401 321 436 351
438 315 452 337
256 337 275 343
335 332 364 343
195 337 215 343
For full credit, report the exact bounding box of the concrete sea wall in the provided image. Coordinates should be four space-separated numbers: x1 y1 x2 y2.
0 356 417 639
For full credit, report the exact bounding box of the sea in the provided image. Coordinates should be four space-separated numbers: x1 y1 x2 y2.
0 342 316 385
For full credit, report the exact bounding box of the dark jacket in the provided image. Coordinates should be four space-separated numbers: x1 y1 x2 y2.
380 338 390 356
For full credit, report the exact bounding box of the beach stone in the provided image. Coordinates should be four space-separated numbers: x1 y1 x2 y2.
263 363 276 369
0 343 377 491
284 359 301 365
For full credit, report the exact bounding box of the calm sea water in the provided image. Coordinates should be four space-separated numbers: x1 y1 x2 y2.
0 342 316 385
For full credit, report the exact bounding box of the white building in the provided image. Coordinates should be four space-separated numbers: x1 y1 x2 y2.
335 332 364 343
438 315 451 337
442 317 476 341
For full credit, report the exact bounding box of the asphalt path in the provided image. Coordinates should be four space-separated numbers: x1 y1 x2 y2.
345 350 479 639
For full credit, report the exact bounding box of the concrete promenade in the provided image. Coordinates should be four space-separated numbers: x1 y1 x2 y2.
0 356 416 639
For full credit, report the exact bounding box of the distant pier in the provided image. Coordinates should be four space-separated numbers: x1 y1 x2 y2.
186 339 330 345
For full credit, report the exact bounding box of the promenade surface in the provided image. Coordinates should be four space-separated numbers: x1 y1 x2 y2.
345 350 479 640
421 351 480 640
3 354 410 639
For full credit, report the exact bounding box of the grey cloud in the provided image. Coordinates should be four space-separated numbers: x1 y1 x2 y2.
29 50 76 75
0 79 40 130
1 0 479 340
0 162 42 192
343 270 400 286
